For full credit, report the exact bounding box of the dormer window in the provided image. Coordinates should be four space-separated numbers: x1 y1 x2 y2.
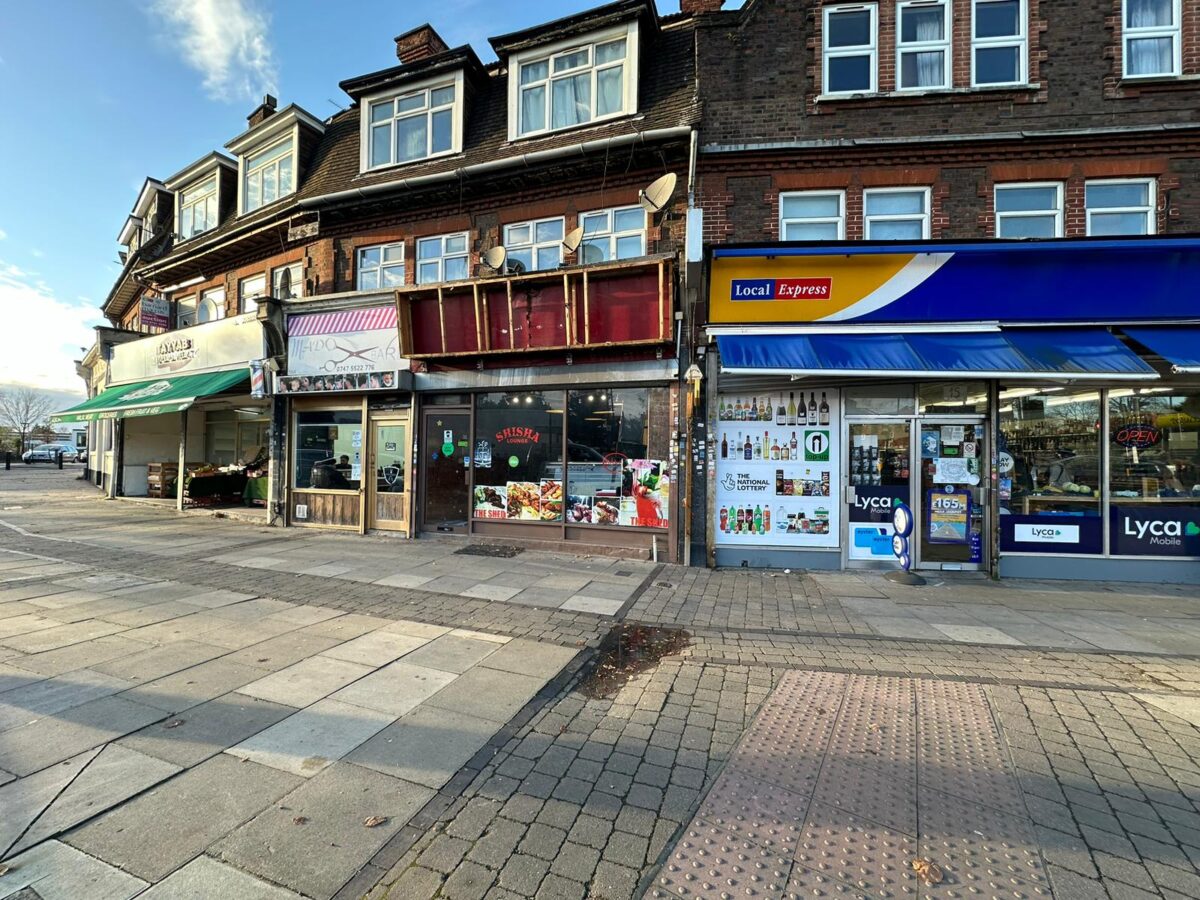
510 23 638 139
364 74 463 171
179 176 218 240
243 136 295 213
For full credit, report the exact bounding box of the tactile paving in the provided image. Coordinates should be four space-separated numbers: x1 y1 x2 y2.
791 802 919 899
811 758 917 837
919 786 1050 899
698 770 809 856
653 819 793 900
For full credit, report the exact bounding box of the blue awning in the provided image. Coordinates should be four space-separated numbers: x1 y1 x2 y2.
1123 327 1200 374
717 329 1158 380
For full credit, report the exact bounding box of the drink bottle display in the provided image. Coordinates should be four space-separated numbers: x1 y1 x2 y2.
753 435 762 460
753 504 763 535
776 395 785 426
743 433 752 460
790 432 798 455
819 391 830 426
763 506 771 532
780 442 789 461
749 397 758 420
787 392 797 426
762 398 771 422
808 392 817 422
770 436 780 460
720 432 728 459
719 506 729 532
798 395 807 426
734 398 742 420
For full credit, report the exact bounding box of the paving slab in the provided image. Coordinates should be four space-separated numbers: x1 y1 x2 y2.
0 620 127 654
1135 692 1200 727
0 839 148 899
560 595 625 616
21 590 107 611
0 614 73 642
477 638 579 679
299 613 394 641
0 749 102 858
0 668 129 732
0 662 42 695
225 697 394 777
399 633 500 674
374 572 435 589
64 755 301 883
330 660 457 717
91 640 227 684
347 704 498 789
319 629 429 667
381 618 451 640
122 659 268 713
930 623 1025 646
120 694 295 768
172 589 257 609
96 600 207 628
212 762 434 900
135 855 304 899
236 655 373 707
222 631 344 672
423 666 545 724
10 745 181 855
9 635 152 678
0 695 165 777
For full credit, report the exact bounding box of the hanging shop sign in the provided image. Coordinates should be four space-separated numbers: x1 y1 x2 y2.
714 389 841 549
709 241 1200 324
140 293 169 330
1111 423 1163 449
109 314 266 384
286 306 406 378
927 487 971 544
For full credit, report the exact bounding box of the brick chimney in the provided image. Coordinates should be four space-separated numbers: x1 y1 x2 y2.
394 24 449 64
247 94 277 128
680 0 725 12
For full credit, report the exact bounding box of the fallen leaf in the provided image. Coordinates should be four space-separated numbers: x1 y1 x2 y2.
164 720 185 729
293 816 308 825
910 858 943 885
0 863 9 876
363 816 389 828
867 723 880 731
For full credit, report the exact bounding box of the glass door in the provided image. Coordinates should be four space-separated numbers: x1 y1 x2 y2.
917 421 987 570
369 417 409 533
420 408 470 533
845 422 912 567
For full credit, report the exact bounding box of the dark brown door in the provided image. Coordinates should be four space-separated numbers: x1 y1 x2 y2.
420 409 470 533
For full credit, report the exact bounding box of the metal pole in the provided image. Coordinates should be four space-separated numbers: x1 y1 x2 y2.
177 409 188 512
57 450 63 469
5 451 10 470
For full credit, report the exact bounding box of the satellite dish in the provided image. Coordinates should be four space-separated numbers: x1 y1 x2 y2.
639 172 677 214
276 267 292 299
562 226 585 254
507 258 526 275
483 246 507 270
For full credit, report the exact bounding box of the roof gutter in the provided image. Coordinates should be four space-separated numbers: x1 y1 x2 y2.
298 125 693 210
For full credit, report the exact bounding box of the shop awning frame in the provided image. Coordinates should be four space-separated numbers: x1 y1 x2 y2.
50 369 250 425
1122 326 1200 375
716 329 1160 381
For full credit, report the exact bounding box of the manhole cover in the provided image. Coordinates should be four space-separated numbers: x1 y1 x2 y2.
579 624 690 699
454 544 524 559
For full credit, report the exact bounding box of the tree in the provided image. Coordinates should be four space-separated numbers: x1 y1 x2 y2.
0 387 55 454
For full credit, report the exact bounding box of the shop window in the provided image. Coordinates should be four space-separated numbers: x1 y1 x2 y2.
272 262 303 299
780 192 845 241
1123 0 1181 78
898 0 951 91
293 410 364 491
918 382 989 414
1085 180 1155 236
972 0 1026 86
198 288 225 323
357 242 406 291
504 218 565 272
176 295 197 329
566 387 671 528
580 206 646 263
472 392 564 521
844 384 916 416
1108 390 1200 557
999 388 1104 553
239 274 266 314
864 188 930 240
365 78 459 170
823 5 877 94
995 183 1062 238
416 232 469 285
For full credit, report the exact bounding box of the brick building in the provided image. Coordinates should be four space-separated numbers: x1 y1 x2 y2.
692 0 1200 582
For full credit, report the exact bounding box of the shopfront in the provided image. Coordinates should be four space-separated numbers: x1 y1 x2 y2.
278 302 413 533
52 314 272 509
412 363 679 559
705 239 1200 583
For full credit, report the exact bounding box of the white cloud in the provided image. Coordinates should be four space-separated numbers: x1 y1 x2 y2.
0 228 7 240
0 260 97 393
151 0 278 103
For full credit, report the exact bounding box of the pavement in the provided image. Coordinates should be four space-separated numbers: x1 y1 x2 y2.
0 466 1197 900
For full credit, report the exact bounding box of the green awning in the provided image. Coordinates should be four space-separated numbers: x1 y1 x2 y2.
50 369 249 425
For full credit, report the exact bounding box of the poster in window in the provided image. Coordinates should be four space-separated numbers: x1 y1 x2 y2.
927 487 971 544
506 482 540 519
474 485 507 519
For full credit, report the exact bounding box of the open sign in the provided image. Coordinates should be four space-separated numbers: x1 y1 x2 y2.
1112 424 1162 449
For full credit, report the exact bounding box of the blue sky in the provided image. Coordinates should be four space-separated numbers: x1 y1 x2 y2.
0 0 706 396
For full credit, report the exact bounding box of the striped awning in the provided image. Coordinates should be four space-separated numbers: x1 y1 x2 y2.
287 306 397 337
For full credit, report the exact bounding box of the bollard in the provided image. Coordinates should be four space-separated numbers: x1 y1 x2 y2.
57 450 64 469
4 451 10 470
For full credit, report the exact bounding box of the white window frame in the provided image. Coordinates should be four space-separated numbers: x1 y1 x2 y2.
579 206 647 263
241 133 296 214
177 175 218 241
994 182 1063 238
503 217 566 272
779 191 846 241
897 0 952 91
416 232 470 285
176 295 197 329
507 21 640 140
1085 178 1157 236
863 187 932 239
198 288 226 323
239 273 267 314
1122 0 1182 78
359 71 464 173
823 4 878 95
971 0 1027 86
356 242 406 291
272 262 304 299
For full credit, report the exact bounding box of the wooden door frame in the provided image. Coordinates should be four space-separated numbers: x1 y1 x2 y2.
366 411 412 534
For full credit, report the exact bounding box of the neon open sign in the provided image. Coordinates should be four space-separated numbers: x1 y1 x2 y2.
1112 424 1162 449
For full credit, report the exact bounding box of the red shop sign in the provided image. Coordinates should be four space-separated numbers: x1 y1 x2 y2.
1112 424 1162 449
495 426 540 445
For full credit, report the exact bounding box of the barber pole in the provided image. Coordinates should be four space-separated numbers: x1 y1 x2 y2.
249 360 267 399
